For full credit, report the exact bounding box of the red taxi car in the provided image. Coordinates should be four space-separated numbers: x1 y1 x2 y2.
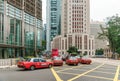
66 56 78 66
79 56 92 64
52 57 63 66
17 58 53 70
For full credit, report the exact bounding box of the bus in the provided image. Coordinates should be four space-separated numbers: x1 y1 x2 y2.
51 49 59 58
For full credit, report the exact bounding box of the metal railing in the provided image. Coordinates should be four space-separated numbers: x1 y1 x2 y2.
0 59 16 66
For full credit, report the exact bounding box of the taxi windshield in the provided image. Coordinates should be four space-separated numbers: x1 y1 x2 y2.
69 57 76 60
54 57 61 60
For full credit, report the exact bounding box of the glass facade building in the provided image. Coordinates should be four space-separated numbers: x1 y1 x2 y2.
0 0 42 58
46 0 61 51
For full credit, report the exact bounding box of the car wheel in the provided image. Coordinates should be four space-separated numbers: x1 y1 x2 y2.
49 64 52 68
30 66 35 70
88 62 91 64
65 62 67 64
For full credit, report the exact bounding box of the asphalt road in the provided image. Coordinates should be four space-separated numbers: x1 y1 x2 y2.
0 68 56 81
54 62 118 81
0 60 120 81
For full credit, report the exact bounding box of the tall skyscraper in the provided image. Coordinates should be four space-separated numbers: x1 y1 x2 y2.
0 0 43 58
51 0 95 56
61 0 90 35
46 0 61 51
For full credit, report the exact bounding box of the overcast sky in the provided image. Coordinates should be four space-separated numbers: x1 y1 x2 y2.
42 0 120 23
90 0 120 21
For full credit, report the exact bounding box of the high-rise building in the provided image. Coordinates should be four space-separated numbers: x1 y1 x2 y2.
90 21 107 49
0 0 43 58
46 0 61 51
51 0 95 56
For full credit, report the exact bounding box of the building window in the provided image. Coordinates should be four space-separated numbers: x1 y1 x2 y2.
6 18 22 45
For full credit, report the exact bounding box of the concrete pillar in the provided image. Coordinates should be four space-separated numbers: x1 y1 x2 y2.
82 35 84 54
87 35 89 55
22 0 25 56
3 0 7 44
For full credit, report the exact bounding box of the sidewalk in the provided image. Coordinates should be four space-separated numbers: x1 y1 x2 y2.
91 58 120 66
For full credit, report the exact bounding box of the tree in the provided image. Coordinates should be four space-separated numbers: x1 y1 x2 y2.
67 46 78 56
116 48 120 54
95 48 103 55
98 15 120 55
